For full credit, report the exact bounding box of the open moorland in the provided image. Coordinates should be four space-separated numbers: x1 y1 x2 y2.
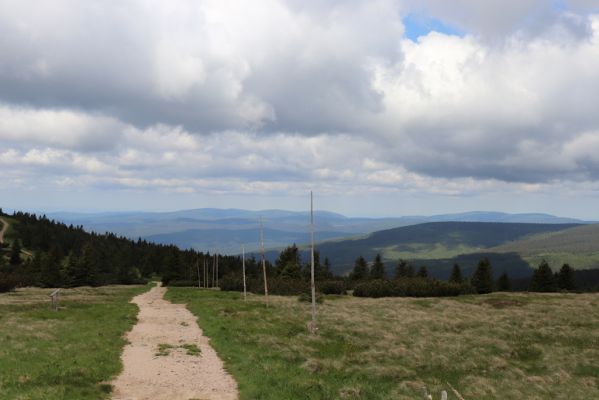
167 288 599 400
0 285 147 399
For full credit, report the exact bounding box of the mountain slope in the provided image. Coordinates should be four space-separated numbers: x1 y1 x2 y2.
489 224 599 270
308 222 580 275
47 209 589 254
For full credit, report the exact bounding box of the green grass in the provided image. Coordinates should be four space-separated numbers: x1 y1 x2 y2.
155 343 201 357
379 243 481 260
0 285 148 399
523 253 599 271
166 289 599 400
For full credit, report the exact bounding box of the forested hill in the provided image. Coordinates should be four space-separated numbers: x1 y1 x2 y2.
0 209 252 289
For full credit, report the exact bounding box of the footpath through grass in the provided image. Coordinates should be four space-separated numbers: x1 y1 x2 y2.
0 285 148 399
167 288 599 400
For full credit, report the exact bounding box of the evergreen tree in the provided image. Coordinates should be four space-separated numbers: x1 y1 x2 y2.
450 263 462 283
497 272 511 291
370 254 386 279
349 256 369 280
530 260 557 292
471 258 493 294
556 263 575 291
395 259 408 278
321 257 333 279
9 239 22 265
276 244 302 278
417 266 428 278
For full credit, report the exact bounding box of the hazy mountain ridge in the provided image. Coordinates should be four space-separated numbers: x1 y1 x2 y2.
47 209 591 254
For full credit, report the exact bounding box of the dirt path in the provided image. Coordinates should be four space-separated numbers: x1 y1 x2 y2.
0 217 8 244
111 284 238 400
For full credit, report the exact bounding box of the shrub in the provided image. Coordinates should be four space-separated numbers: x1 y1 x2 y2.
353 278 473 298
353 279 397 298
297 292 324 304
167 280 201 287
318 280 346 295
0 272 17 293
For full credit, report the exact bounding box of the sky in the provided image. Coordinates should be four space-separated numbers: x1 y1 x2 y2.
1 0 599 218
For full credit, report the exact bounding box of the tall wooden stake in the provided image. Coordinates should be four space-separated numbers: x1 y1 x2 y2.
203 257 207 288
260 216 269 306
196 256 202 289
242 244 247 301
309 191 317 334
216 251 219 288
212 253 216 288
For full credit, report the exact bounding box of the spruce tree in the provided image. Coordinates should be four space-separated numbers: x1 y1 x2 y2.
370 254 385 279
497 272 511 291
417 266 428 278
349 256 369 280
471 258 493 294
450 263 462 283
556 263 575 291
395 259 409 278
275 244 302 278
529 260 557 292
9 239 22 265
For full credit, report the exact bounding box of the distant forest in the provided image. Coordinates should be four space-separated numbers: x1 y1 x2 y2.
1 209 598 295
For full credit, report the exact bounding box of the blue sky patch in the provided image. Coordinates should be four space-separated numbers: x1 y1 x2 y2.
403 13 465 41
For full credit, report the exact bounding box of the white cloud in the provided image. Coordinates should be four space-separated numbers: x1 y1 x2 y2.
0 1 599 212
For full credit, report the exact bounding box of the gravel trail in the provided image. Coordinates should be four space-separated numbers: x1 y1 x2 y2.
112 284 238 400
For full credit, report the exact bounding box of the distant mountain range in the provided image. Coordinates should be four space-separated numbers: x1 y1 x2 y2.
48 208 592 254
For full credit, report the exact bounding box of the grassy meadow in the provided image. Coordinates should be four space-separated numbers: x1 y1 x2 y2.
167 288 599 400
0 285 147 399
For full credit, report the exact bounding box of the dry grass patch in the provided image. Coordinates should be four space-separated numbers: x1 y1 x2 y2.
167 289 599 400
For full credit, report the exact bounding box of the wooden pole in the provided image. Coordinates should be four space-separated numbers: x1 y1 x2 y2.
216 251 219 288
242 244 247 301
204 257 207 288
212 253 216 288
260 216 269 306
309 191 317 334
196 256 202 289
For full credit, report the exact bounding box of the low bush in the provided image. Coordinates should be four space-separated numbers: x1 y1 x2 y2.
297 292 324 304
353 278 473 298
0 272 18 293
318 280 346 295
167 279 201 287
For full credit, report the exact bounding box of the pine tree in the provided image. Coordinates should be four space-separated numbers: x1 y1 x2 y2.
529 260 557 292
497 272 511 291
471 258 493 294
417 266 428 278
450 263 462 283
556 263 575 291
349 256 369 280
9 239 22 265
370 254 385 279
276 244 302 279
395 259 409 278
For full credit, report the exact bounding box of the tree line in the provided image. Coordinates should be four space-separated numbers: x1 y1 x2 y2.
0 208 590 296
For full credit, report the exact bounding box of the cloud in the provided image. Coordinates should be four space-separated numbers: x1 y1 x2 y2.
0 0 599 206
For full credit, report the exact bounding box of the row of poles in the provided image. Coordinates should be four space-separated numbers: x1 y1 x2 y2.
195 191 318 334
196 252 220 289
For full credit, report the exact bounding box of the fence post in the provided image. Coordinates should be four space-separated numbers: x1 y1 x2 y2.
49 289 61 311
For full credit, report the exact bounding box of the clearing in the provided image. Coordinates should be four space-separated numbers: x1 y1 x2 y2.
0 285 146 399
111 283 238 400
167 288 599 400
